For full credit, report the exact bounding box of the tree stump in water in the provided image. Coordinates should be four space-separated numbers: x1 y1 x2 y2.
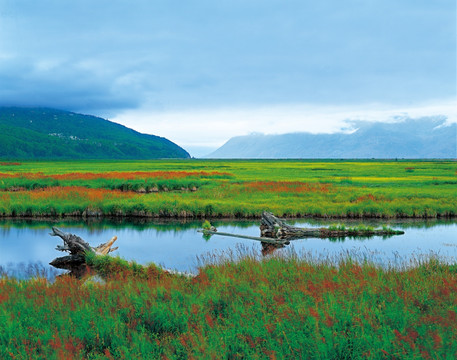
260 212 324 239
260 211 404 240
49 227 118 277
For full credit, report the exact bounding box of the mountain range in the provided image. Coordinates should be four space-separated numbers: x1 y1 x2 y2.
207 117 456 159
0 107 190 159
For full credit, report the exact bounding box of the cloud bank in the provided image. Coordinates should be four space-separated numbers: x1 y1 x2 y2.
0 0 455 117
112 100 457 156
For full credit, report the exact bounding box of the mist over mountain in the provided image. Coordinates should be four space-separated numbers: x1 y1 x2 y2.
0 107 190 159
207 118 456 159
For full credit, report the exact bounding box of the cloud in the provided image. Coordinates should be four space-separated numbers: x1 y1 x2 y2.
0 0 455 116
0 56 147 114
112 99 457 155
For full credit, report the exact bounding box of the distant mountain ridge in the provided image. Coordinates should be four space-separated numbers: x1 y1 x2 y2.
0 107 190 159
207 118 457 159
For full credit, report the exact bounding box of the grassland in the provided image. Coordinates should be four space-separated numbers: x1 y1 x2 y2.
2 160 457 359
1 253 457 359
0 159 456 218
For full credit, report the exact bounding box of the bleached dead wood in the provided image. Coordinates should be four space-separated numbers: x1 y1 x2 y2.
49 227 118 276
197 230 288 244
260 211 404 239
260 212 322 239
50 227 118 256
200 212 403 247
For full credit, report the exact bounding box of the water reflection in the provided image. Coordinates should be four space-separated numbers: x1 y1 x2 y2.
0 261 62 280
261 242 287 256
0 216 454 233
1 217 457 280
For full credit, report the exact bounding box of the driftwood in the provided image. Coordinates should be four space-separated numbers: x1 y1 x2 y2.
197 230 289 245
49 227 118 277
200 212 403 250
260 212 323 239
260 212 404 239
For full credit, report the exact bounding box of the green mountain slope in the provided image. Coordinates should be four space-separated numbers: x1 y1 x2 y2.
0 107 190 159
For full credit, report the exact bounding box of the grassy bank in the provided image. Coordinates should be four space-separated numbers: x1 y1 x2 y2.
0 159 456 218
1 253 457 359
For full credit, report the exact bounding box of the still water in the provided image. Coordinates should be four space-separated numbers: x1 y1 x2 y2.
1 218 457 278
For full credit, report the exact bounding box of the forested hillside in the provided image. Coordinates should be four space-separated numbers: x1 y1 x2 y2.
0 107 190 159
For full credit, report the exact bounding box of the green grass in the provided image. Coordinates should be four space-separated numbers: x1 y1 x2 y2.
327 224 384 232
0 159 456 218
1 253 457 359
2 159 456 358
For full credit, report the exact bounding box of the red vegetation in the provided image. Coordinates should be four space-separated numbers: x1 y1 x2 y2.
0 171 232 180
308 307 319 319
205 313 215 328
243 181 331 193
355 194 377 202
0 291 9 304
2 257 457 358
29 187 134 201
191 270 211 288
0 162 21 166
353 193 389 203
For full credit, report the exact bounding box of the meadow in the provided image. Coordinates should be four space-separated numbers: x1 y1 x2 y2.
1 252 457 359
0 159 456 218
2 159 457 359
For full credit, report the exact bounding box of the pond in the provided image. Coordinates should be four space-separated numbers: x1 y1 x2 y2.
1 217 457 279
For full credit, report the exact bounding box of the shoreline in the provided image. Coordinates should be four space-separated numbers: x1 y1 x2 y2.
1 211 456 221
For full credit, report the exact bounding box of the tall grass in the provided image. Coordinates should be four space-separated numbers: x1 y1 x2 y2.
1 252 457 359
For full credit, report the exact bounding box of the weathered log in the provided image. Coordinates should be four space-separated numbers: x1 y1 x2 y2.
49 227 118 276
50 227 92 254
197 229 289 245
260 212 324 239
198 213 404 259
50 227 118 256
260 211 404 239
49 254 86 270
49 255 89 278
199 212 403 246
94 237 119 255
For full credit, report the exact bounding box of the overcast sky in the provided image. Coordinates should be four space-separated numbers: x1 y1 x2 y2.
0 0 455 156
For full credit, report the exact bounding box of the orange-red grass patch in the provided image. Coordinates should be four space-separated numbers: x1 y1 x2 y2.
0 171 232 180
0 162 21 166
242 181 332 193
28 186 134 201
353 193 389 203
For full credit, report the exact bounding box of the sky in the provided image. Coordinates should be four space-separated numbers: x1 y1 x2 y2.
0 0 455 156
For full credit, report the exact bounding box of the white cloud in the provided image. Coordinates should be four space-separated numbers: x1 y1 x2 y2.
112 99 457 152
